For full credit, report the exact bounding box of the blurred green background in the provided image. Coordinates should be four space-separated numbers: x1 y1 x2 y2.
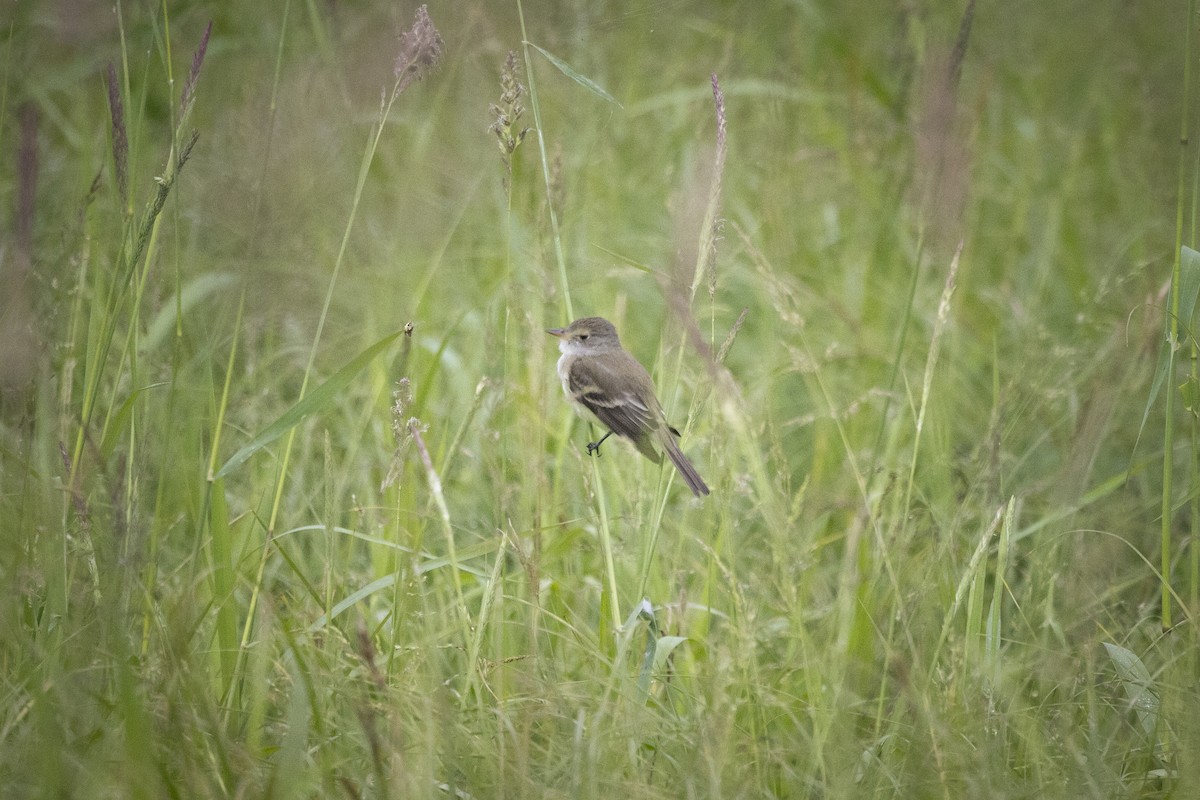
1 1 1196 797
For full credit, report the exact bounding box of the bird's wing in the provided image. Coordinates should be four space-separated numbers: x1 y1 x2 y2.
567 356 659 442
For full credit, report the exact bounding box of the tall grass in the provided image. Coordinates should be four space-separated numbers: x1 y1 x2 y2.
1 2 1196 797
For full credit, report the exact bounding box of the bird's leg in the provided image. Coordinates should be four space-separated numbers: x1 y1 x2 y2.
586 431 614 457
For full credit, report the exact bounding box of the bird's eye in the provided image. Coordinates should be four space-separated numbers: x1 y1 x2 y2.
579 334 589 340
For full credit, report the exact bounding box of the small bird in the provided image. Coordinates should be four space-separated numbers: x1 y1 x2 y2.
547 316 710 497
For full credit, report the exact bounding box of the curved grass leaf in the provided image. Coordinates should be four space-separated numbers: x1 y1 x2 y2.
1132 246 1200 458
308 574 395 632
144 272 237 353
526 42 622 108
214 330 404 479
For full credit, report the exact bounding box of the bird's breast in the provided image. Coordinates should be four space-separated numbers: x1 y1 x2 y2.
556 354 572 395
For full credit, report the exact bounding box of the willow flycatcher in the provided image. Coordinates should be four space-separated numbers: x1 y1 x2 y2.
547 316 710 497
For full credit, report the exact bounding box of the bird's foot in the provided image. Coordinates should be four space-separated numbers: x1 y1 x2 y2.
586 430 614 457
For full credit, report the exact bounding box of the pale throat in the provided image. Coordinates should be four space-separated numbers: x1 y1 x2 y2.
555 344 576 393
555 339 595 396
556 338 593 356
555 337 620 394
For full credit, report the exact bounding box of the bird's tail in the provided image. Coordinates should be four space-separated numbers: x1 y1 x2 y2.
662 435 710 497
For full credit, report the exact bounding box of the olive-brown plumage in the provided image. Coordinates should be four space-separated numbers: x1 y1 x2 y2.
547 317 710 497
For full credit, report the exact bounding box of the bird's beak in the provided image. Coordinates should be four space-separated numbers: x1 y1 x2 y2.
546 327 566 338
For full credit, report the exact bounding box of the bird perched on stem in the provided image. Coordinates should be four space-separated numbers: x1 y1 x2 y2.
547 316 710 497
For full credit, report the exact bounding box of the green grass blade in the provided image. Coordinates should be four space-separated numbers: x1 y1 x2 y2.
143 272 236 353
208 476 238 698
1132 246 1200 460
525 42 622 107
307 574 395 632
1102 642 1160 741
984 498 1014 684
1178 246 1200 329
214 329 403 479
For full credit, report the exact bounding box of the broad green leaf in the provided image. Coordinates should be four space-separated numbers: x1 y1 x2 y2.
637 625 657 699
1102 642 1158 739
652 635 688 673
1179 245 1200 332
1180 376 1200 417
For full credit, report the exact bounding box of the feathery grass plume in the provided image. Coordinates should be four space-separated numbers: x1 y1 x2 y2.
547 142 565 220
393 5 444 94
123 131 198 290
104 62 128 207
665 74 728 365
353 624 389 791
0 103 40 397
180 20 212 121
409 418 473 655
717 307 749 365
14 104 37 262
58 440 101 603
705 73 727 300
489 51 529 183
914 0 976 248
381 377 415 491
120 20 209 288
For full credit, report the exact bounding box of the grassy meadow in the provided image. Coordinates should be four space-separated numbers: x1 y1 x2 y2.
2 1 1199 796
